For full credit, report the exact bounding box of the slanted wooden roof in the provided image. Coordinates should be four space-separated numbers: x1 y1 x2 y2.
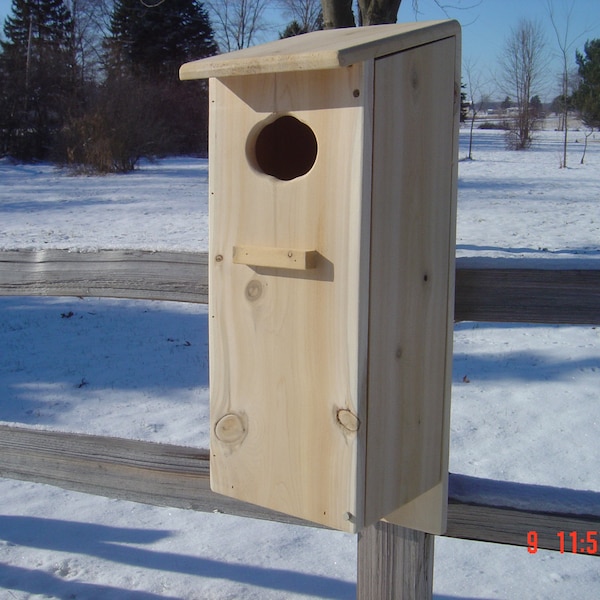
180 20 459 80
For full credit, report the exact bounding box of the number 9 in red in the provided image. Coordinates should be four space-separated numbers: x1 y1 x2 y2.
527 531 538 554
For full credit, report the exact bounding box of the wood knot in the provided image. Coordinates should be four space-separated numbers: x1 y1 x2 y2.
336 409 360 433
245 279 263 302
214 413 247 444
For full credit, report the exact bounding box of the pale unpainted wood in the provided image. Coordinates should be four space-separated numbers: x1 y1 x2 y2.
2 425 598 554
180 20 460 80
364 36 459 533
209 27 461 535
383 481 448 535
0 249 207 303
357 522 434 600
2 250 599 324
232 245 319 270
208 65 372 533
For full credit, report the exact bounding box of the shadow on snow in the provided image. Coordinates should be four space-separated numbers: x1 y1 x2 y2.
0 515 355 599
0 296 208 426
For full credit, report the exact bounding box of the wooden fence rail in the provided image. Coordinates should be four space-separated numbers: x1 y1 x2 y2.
1 248 600 598
0 249 208 303
1 424 599 555
2 249 600 323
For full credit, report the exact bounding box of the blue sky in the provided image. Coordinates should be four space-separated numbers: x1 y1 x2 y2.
1 0 598 100
402 0 600 99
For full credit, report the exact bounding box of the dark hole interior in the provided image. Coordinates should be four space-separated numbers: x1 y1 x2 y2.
254 115 318 181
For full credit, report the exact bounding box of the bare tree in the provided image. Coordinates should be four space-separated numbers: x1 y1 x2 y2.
67 0 112 82
547 0 590 168
463 59 490 160
499 19 547 149
279 0 322 32
207 0 269 51
409 0 481 20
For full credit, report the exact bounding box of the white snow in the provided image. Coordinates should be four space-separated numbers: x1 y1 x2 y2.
1 127 599 598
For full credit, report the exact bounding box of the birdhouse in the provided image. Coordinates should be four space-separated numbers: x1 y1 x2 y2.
180 20 460 534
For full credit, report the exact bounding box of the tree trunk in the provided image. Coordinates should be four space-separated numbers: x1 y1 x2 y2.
321 0 402 28
468 114 475 160
580 128 592 165
321 0 355 28
358 0 402 25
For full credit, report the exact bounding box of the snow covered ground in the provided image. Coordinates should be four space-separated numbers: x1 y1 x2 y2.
1 128 599 599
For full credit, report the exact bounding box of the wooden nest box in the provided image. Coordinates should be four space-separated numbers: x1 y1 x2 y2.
180 20 461 534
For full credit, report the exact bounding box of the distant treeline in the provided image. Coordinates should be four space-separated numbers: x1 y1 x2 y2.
0 0 218 172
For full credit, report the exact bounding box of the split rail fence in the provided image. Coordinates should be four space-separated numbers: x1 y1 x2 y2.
1 248 599 598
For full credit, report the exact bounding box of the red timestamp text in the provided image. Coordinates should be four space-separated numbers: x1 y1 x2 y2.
527 530 599 555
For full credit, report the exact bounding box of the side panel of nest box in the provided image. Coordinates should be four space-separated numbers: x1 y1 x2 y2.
366 36 459 534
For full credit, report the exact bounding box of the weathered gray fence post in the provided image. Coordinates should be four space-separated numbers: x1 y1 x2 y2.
357 521 434 599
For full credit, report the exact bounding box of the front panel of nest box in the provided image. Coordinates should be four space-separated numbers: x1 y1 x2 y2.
207 64 373 533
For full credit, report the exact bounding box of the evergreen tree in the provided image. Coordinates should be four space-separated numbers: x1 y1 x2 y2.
61 0 217 171
0 0 77 159
572 39 600 129
280 20 310 38
550 93 573 115
529 94 543 119
108 0 217 81
279 0 323 39
107 0 217 156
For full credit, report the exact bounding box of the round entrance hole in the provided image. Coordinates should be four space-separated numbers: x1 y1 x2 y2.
252 115 318 181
